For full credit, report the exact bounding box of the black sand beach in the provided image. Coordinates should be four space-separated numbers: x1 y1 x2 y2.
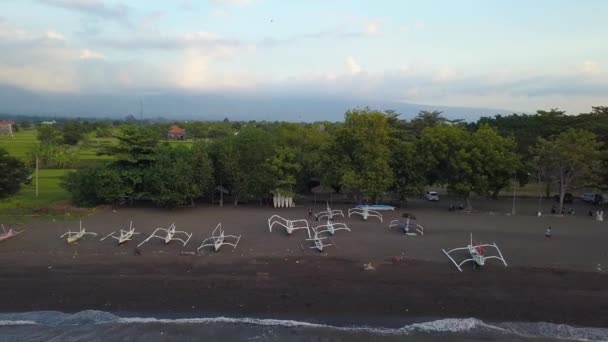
1 200 607 328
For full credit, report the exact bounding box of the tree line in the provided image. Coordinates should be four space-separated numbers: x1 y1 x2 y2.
2 106 607 211
56 107 607 211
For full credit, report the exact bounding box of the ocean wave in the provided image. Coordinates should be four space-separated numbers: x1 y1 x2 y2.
0 310 606 341
0 320 38 326
119 316 503 335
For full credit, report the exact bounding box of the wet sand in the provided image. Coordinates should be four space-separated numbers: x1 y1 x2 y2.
1 201 607 327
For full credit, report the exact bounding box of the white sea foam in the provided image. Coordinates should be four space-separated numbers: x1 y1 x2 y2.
0 320 38 326
0 311 607 341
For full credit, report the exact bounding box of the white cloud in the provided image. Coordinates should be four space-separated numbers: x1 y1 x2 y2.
365 22 380 35
45 30 66 41
95 30 247 52
79 49 105 59
211 8 228 18
38 0 131 26
346 57 362 75
399 26 410 34
212 0 255 6
139 11 165 32
0 18 606 114
433 66 456 82
580 60 599 74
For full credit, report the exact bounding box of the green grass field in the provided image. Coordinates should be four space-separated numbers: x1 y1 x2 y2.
1 130 195 217
0 130 117 162
0 169 71 213
0 130 194 162
0 130 38 159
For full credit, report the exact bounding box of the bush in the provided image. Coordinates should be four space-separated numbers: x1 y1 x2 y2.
27 144 79 169
0 148 31 199
61 165 126 206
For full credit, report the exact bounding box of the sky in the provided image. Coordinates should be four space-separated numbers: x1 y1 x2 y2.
0 0 607 118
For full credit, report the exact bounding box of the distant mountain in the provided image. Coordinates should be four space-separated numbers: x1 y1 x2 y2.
0 84 511 122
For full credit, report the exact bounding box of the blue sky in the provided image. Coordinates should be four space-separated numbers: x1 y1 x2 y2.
0 0 607 115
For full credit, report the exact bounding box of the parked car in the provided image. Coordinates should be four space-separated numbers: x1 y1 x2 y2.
424 191 439 201
581 193 605 204
554 193 574 203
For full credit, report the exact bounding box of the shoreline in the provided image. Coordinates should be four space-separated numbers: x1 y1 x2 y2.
1 256 607 328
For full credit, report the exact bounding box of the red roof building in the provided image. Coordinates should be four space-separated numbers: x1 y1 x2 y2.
167 125 186 140
0 120 12 135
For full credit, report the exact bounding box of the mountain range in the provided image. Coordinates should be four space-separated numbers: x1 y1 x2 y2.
0 84 512 122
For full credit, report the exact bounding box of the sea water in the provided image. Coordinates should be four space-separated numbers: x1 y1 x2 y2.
0 311 606 341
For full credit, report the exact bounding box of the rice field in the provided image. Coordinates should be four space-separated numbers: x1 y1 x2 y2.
0 129 195 216
0 130 194 163
0 130 38 159
0 169 71 215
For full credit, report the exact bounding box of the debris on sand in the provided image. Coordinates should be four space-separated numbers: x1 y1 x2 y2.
391 255 407 264
179 251 196 256
363 262 375 271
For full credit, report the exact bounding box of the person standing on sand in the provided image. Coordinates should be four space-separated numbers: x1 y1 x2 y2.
308 208 313 219
545 226 552 239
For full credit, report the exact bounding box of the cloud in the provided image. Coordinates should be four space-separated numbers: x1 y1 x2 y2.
178 1 195 10
45 31 66 41
346 57 362 75
38 0 131 26
580 60 599 74
96 31 247 52
96 26 368 52
0 19 605 114
399 26 410 34
365 22 380 35
79 49 105 59
0 20 255 93
212 0 255 6
263 64 608 114
139 11 165 32
257 28 372 48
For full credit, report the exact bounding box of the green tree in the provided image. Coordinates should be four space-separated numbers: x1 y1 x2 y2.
145 144 200 208
270 146 301 195
36 125 62 145
475 109 572 159
390 140 427 199
95 123 113 138
470 124 522 198
62 166 127 206
210 127 274 205
533 129 603 212
61 120 84 145
0 148 30 199
105 125 159 166
99 125 160 204
590 106 608 115
209 135 239 206
419 124 521 208
191 140 215 199
329 108 394 201
408 110 450 136
233 127 275 204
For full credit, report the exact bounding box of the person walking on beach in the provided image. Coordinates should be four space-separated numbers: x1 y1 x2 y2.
308 208 313 219
545 226 552 239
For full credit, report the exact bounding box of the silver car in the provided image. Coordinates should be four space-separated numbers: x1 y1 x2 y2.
425 191 439 201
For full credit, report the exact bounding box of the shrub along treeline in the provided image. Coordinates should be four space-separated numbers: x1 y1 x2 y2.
60 106 608 210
